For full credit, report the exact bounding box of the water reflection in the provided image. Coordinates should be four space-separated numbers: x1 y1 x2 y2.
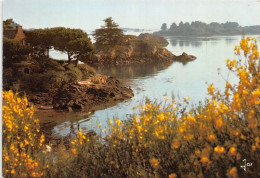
94 60 175 79
167 36 234 48
225 37 238 45
169 38 203 48
37 110 92 137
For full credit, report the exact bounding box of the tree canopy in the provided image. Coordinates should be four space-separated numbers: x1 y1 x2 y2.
25 27 94 64
53 27 94 64
3 38 30 67
25 29 54 58
3 18 15 30
93 17 124 46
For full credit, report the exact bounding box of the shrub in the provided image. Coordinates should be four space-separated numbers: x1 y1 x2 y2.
64 63 83 82
78 64 97 78
38 58 66 72
24 70 66 91
24 63 83 91
2 91 48 177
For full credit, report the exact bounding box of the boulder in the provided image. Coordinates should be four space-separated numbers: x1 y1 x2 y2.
175 52 197 62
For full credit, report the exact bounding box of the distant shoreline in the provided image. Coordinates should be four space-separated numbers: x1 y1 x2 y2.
157 33 260 38
154 21 260 37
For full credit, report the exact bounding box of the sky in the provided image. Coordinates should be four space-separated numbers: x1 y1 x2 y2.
2 0 260 32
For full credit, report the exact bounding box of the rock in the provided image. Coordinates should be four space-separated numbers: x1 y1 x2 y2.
138 33 169 47
175 52 197 62
50 75 134 111
86 130 96 137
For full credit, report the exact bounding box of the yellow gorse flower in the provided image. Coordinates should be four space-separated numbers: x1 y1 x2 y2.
200 156 209 164
150 158 159 169
168 173 177 178
2 91 45 177
214 146 225 154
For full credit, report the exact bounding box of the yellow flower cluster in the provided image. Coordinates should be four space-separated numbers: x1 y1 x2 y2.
2 91 46 177
70 129 88 155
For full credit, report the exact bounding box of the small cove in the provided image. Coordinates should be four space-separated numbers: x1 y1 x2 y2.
38 35 259 138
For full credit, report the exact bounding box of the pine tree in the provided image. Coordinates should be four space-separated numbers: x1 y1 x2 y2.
161 23 167 31
93 17 124 46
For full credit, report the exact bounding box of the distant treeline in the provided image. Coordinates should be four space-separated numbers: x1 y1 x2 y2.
154 21 260 36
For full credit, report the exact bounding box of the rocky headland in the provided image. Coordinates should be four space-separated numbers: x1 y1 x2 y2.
88 33 196 66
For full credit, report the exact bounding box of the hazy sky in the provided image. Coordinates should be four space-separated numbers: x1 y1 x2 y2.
3 0 260 31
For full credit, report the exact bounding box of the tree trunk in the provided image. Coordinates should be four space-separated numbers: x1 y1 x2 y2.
68 52 71 64
46 48 49 58
74 59 79 67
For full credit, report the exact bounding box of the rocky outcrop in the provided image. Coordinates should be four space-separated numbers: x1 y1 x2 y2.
27 75 134 112
138 33 169 47
175 52 197 62
89 37 174 66
87 34 197 66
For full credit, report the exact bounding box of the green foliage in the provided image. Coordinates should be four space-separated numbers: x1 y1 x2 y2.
25 29 54 58
3 38 30 68
24 61 83 91
37 58 65 72
53 27 94 63
67 37 95 64
25 27 94 64
3 18 14 30
64 64 83 82
25 71 62 91
93 17 124 46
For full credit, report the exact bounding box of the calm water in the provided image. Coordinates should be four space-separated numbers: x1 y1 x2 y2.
49 35 258 138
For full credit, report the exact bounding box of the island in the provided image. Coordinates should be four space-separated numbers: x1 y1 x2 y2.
88 18 195 66
155 21 260 36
